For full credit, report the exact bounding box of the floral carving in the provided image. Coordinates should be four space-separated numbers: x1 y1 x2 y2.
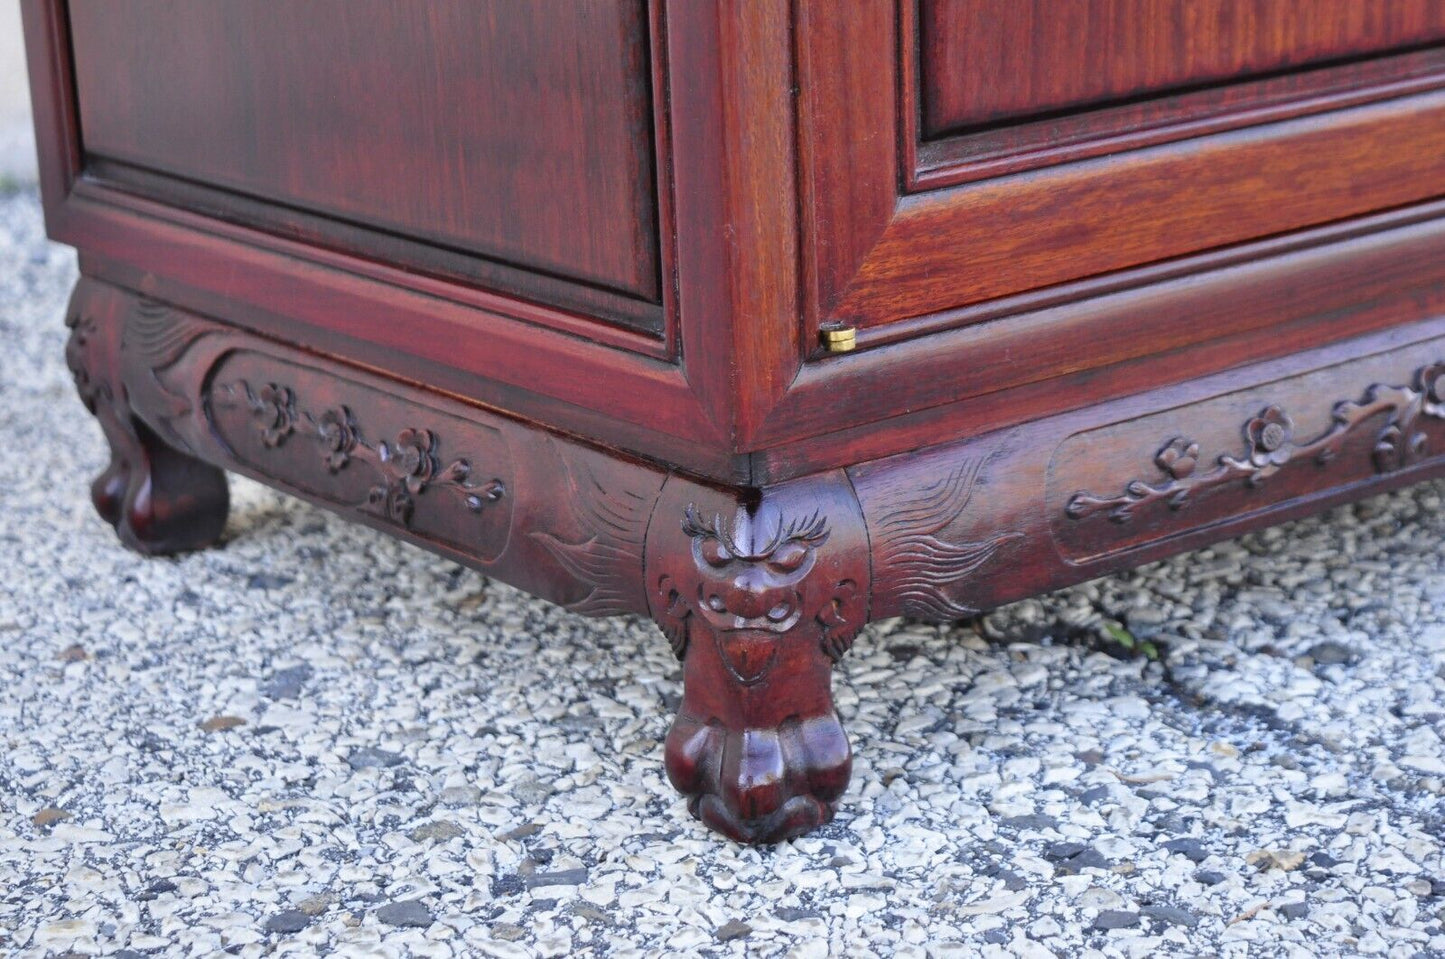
1243 406 1292 472
385 429 438 493
1423 362 1445 404
1067 362 1445 524
253 384 297 448
317 407 360 471
223 380 504 530
1155 438 1199 480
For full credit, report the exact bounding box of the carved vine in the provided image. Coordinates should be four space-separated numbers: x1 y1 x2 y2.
1066 362 1445 525
220 380 505 527
873 457 1022 621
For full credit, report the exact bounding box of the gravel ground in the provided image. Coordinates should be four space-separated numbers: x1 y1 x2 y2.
2 186 1444 957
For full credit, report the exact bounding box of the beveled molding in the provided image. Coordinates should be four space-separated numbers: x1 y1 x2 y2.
64 275 1445 842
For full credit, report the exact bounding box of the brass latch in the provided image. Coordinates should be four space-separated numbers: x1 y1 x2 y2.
820 323 857 353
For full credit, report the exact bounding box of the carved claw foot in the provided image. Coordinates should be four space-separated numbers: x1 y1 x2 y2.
92 415 229 555
647 474 871 843
665 689 852 843
66 289 229 555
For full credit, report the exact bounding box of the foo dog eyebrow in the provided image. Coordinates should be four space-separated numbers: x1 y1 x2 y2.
682 504 830 558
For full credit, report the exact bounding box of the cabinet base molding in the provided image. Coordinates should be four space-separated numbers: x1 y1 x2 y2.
65 277 1445 843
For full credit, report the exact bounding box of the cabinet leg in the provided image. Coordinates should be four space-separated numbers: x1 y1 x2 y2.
65 292 229 555
646 474 871 843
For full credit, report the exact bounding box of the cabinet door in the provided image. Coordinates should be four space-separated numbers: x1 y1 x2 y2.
800 1 1445 340
66 0 663 331
734 0 1445 464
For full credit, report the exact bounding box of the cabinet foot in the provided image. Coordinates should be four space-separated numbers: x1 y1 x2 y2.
647 474 869 843
65 285 229 555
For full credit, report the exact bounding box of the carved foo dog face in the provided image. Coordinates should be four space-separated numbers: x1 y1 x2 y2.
661 505 831 684
684 504 827 635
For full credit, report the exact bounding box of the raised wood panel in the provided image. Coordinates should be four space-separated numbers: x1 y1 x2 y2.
919 0 1445 135
797 0 1445 348
67 0 662 319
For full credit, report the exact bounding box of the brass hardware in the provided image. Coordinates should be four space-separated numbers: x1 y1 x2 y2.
820 324 857 353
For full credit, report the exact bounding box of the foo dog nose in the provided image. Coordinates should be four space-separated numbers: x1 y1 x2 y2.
723 585 773 620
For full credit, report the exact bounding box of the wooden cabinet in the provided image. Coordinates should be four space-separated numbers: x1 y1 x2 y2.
790 0 1445 457
24 0 1445 843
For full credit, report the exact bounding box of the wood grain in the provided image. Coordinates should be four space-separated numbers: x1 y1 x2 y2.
920 0 1445 135
68 0 662 311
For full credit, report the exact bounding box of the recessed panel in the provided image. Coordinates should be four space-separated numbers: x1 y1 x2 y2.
919 0 1445 137
67 0 661 315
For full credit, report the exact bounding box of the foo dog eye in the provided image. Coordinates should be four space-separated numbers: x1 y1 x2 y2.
769 541 809 573
698 537 731 567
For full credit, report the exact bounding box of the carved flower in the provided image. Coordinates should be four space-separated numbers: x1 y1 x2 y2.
1244 406 1294 469
255 384 296 448
1154 437 1200 480
383 428 439 495
317 407 360 472
1418 362 1445 406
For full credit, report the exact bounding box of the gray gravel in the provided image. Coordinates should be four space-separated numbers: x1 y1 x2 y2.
2 186 1444 957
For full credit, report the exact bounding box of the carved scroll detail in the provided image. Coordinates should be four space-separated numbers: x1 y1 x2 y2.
530 448 655 618
1066 362 1445 525
872 458 1021 621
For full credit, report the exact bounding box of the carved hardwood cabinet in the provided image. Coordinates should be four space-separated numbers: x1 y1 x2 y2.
23 1 1445 842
